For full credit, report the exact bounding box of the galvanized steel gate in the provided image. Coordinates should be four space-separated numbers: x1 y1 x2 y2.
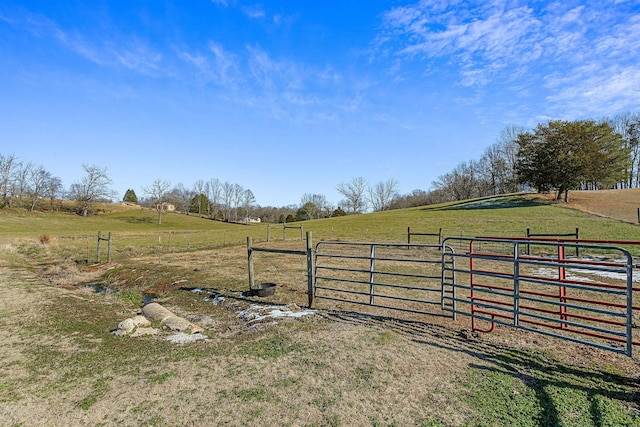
313 241 456 318
311 237 638 357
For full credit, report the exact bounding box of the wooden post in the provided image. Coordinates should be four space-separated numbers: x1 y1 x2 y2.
306 231 315 308
407 226 411 245
247 237 255 290
299 225 303 241
575 227 580 257
107 232 112 263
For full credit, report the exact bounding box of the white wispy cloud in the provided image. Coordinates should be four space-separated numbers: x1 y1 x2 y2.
237 45 363 122
375 0 640 115
545 64 640 116
178 41 241 89
242 5 266 19
4 10 164 75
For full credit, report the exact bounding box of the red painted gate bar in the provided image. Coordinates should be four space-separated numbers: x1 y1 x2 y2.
441 236 638 357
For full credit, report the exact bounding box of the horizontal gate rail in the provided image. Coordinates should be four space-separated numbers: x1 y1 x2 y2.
442 236 637 357
314 241 455 318
247 233 315 307
481 236 640 312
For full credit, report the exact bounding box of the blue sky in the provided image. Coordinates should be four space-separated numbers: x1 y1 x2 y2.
1 0 638 208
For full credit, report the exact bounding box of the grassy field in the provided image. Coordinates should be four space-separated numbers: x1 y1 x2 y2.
0 192 639 426
2 191 640 262
566 188 640 224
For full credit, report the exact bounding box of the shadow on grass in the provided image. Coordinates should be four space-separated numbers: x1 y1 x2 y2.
422 195 550 212
324 310 639 426
124 216 156 224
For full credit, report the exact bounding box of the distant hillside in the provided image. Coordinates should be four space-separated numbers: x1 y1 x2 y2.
559 189 640 224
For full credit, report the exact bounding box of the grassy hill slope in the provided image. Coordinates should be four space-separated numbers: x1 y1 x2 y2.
1 192 640 261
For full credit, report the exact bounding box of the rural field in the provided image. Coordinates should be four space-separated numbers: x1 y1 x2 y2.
1 191 639 426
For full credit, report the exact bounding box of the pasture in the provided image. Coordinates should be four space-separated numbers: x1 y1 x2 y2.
0 192 639 426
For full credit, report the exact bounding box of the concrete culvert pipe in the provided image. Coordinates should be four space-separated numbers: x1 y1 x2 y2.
142 302 204 334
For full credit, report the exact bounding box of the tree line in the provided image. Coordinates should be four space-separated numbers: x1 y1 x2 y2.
426 111 639 204
1 110 637 221
0 151 407 223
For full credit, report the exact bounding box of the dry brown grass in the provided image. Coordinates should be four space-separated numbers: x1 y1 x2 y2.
562 189 640 224
2 198 640 426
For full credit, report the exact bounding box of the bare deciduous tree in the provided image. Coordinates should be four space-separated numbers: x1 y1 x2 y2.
300 193 332 218
13 162 31 208
166 183 194 214
242 189 256 221
46 176 63 211
368 179 399 211
496 125 525 193
231 183 244 222
222 181 234 221
143 179 172 224
207 178 222 219
336 177 368 214
192 179 206 215
432 161 482 201
0 153 18 208
68 164 115 216
26 164 53 212
610 112 640 188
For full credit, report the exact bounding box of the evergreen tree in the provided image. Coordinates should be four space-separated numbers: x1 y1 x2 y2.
189 193 210 214
123 189 138 204
516 120 629 201
331 207 347 217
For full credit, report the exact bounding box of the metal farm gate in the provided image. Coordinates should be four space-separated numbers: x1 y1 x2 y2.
441 237 639 357
249 234 638 356
313 241 456 318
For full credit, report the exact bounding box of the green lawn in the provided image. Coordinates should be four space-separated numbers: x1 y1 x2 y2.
2 194 640 264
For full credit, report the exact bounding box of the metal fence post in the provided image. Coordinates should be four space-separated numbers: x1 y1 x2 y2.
558 244 567 329
626 254 633 357
247 237 255 290
306 231 315 308
513 242 520 328
369 244 376 305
